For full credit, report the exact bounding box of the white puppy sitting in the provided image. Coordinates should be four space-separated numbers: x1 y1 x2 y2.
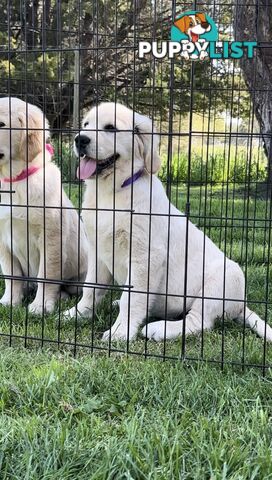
0 97 88 314
64 102 272 343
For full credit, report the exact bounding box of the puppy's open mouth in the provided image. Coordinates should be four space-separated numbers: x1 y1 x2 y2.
76 153 120 180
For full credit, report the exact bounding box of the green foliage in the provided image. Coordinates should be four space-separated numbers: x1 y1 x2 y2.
159 146 267 185
0 0 252 131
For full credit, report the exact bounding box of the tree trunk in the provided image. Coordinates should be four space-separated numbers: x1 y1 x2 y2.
234 1 272 186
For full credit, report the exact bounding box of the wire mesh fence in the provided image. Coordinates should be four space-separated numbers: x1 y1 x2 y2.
0 0 271 372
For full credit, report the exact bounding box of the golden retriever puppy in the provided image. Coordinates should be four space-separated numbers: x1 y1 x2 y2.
64 102 272 342
0 97 88 314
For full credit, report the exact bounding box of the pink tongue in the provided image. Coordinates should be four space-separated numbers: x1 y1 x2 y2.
77 158 97 180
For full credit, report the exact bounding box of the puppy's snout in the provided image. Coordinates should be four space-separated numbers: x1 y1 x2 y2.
201 21 209 28
75 134 91 153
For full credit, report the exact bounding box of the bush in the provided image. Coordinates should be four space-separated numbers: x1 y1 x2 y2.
159 146 267 185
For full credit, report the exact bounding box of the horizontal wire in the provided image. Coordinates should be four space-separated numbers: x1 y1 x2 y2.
0 273 270 306
0 331 270 370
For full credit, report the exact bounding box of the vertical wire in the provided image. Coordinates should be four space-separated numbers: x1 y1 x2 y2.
200 56 214 360
23 0 30 348
58 0 64 349
72 0 81 357
242 80 256 370
7 0 14 347
260 0 272 375
181 0 197 359
144 0 157 359
208 0 220 240
221 46 237 370
126 0 137 353
56 0 62 348
76 5 83 355
241 27 258 369
40 0 47 347
229 70 242 260
94 0 100 353
108 0 118 357
162 0 177 360
251 132 262 261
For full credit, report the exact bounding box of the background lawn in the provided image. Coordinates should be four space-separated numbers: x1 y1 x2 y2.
1 159 272 478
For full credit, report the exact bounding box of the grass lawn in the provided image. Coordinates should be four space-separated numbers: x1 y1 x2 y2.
0 182 272 478
1 350 272 479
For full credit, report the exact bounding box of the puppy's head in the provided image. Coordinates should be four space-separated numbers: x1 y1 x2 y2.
75 102 160 185
0 97 49 177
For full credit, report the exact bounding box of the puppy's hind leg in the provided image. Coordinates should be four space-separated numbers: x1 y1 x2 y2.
238 307 272 342
141 301 215 341
142 280 223 341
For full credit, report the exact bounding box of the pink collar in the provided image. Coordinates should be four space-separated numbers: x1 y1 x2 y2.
2 143 54 183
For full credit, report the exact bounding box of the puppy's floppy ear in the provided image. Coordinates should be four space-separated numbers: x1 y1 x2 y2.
196 12 207 23
134 113 161 174
174 15 191 33
196 12 210 29
18 106 49 162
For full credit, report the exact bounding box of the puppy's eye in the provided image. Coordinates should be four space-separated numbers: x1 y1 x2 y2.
0 122 5 128
83 121 89 128
104 124 117 131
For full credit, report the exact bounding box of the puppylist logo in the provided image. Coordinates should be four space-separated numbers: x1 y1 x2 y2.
138 10 257 61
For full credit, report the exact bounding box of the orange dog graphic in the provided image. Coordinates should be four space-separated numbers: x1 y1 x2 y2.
174 13 211 59
174 13 211 42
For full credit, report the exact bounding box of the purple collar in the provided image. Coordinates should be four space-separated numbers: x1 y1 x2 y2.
121 168 144 188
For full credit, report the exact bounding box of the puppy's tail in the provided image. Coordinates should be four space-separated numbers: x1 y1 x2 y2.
238 307 272 341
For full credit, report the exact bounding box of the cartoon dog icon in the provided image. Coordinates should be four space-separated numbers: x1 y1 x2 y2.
174 12 211 60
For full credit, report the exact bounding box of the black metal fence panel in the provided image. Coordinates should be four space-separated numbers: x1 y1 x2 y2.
0 0 271 372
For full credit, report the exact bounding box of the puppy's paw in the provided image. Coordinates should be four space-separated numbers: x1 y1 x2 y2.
29 298 55 315
62 306 77 319
141 321 168 341
112 299 120 308
61 305 93 320
102 323 137 341
102 327 126 341
0 294 22 307
0 295 11 306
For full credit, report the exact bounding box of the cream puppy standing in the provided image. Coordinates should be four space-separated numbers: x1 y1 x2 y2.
65 102 272 343
0 97 88 313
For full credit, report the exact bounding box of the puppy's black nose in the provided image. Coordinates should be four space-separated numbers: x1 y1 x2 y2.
75 134 91 153
201 21 209 28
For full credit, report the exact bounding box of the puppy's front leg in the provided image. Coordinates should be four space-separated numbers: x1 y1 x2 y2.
63 252 112 319
0 245 24 306
29 232 61 314
102 262 148 341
